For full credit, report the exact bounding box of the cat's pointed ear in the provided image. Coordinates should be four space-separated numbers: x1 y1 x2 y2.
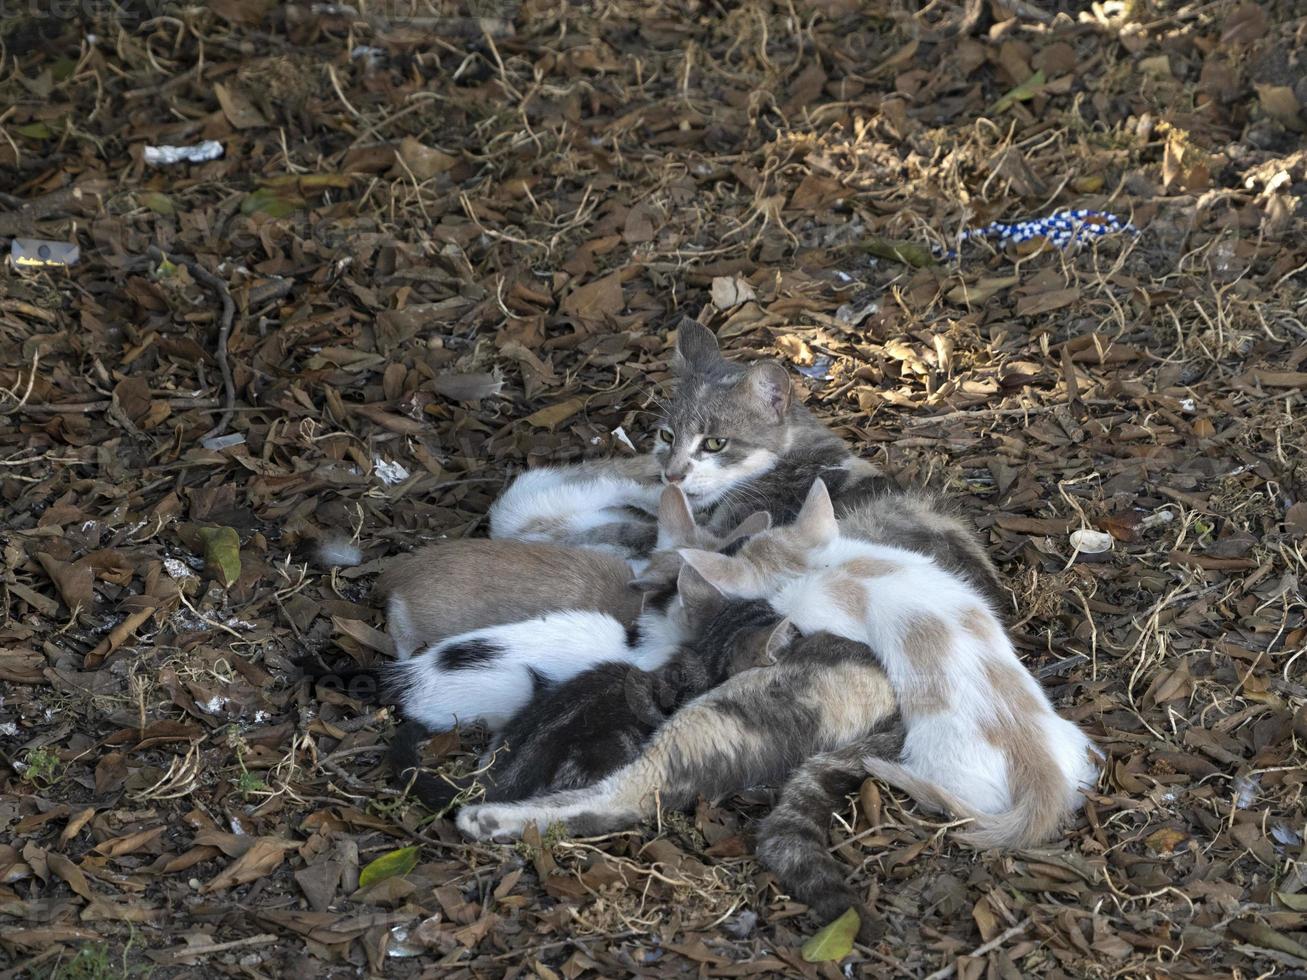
794 479 838 546
764 618 798 663
672 319 724 375
677 548 753 596
656 484 697 547
676 562 722 608
743 360 792 420
722 510 771 547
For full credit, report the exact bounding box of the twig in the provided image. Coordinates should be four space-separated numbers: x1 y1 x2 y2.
157 933 280 963
490 929 644 962
922 921 1030 980
21 396 220 415
147 245 236 444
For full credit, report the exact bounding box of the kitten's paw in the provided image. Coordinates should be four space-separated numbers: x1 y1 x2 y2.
456 803 524 842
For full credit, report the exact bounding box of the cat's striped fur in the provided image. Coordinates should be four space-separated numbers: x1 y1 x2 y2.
456 630 903 931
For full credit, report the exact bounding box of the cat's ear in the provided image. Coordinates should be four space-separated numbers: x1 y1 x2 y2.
722 510 771 546
672 319 723 375
743 360 792 420
675 562 722 608
656 484 697 547
678 548 756 596
794 478 838 546
764 618 798 663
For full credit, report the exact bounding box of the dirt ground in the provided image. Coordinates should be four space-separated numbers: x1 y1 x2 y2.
2 1 1306 977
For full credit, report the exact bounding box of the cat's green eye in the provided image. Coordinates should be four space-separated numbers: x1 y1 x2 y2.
657 428 674 445
702 437 728 452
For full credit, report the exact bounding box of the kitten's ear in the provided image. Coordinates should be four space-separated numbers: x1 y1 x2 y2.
794 479 838 546
675 562 723 608
656 484 697 547
678 548 753 596
743 360 792 420
764 618 798 663
723 510 772 546
672 319 723 375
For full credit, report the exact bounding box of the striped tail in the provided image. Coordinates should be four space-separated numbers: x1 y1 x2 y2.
388 721 476 814
754 723 904 939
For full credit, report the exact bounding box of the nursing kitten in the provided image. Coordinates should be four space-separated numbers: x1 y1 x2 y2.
376 540 643 658
680 479 1100 849
455 626 904 935
391 576 784 813
382 487 770 732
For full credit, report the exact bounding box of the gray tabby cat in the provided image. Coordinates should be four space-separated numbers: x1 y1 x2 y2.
457 626 903 938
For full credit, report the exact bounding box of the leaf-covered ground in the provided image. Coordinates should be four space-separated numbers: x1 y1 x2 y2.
2 1 1306 977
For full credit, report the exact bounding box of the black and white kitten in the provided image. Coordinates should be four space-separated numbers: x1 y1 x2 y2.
390 571 785 813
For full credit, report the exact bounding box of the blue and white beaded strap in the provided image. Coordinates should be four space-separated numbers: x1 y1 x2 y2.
941 209 1138 259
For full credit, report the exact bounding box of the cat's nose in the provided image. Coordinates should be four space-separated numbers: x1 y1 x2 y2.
663 470 686 485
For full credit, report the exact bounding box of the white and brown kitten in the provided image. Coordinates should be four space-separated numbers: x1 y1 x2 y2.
679 478 1101 849
382 487 770 733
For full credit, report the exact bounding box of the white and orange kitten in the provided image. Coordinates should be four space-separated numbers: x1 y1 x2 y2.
680 479 1100 849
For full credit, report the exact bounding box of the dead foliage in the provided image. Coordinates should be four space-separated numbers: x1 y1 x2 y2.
2 0 1306 976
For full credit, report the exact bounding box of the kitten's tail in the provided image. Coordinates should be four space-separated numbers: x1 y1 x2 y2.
388 721 475 813
861 756 1073 850
755 725 904 943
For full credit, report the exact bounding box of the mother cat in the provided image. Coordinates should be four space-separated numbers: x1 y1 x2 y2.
496 319 1005 610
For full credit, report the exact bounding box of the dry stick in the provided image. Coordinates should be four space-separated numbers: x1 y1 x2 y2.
22 396 221 415
921 921 1030 980
147 245 236 443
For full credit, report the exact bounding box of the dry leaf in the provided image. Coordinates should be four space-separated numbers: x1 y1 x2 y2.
201 838 290 893
710 276 756 309
213 82 268 129
523 397 585 429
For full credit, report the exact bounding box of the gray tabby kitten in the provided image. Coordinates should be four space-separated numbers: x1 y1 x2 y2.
658 320 1004 609
457 627 904 938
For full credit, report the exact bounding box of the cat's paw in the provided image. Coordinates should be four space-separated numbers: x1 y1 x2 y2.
456 803 524 842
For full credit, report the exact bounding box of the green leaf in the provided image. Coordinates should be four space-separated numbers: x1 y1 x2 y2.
992 69 1046 113
358 846 420 889
141 192 175 216
1276 891 1307 912
240 187 305 217
18 122 54 139
51 57 77 82
260 173 353 191
801 907 860 963
197 526 241 587
860 237 935 268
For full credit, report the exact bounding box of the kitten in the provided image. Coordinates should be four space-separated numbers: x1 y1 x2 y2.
390 574 785 812
454 626 904 935
679 478 1100 850
375 483 766 661
382 487 771 732
376 540 642 658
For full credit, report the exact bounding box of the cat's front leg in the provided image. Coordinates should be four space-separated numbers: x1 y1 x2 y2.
457 777 637 842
